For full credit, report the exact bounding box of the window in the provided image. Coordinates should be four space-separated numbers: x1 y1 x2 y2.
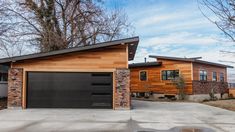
200 70 207 81
0 73 8 82
139 71 147 81
0 65 8 82
220 73 224 82
162 70 179 80
212 72 217 81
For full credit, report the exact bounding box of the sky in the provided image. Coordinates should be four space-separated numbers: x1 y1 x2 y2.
105 0 235 83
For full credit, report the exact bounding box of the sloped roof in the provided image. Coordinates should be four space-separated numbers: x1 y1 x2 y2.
0 37 139 64
129 62 162 68
149 55 233 68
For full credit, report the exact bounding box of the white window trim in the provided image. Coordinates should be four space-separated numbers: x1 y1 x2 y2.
199 69 207 81
212 72 217 81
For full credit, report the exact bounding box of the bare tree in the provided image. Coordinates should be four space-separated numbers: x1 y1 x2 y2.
198 0 235 63
198 0 235 41
0 1 23 57
5 0 133 53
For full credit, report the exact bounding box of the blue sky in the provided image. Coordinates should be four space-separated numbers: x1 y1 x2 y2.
105 0 235 82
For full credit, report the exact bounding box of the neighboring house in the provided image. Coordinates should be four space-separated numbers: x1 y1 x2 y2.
0 37 139 109
129 55 233 101
0 65 8 98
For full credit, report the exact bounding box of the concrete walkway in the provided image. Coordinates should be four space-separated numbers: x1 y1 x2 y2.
0 100 234 132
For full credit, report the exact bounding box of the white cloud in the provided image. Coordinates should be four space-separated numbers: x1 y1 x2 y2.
124 0 235 82
136 12 187 27
142 32 219 46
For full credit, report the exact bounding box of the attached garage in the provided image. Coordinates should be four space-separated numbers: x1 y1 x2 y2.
27 72 113 108
0 37 139 109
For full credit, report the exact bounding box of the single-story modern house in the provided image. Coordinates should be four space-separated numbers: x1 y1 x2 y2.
129 55 233 101
0 65 8 98
0 37 139 109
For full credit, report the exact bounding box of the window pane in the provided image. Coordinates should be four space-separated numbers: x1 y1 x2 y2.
220 73 224 82
2 73 8 81
204 71 207 80
174 70 179 78
200 70 207 81
167 71 174 80
162 70 179 80
140 71 147 81
212 72 217 81
0 73 2 81
162 71 167 80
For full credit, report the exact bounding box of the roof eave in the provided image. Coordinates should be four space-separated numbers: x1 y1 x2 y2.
129 62 162 68
0 36 139 64
149 55 234 69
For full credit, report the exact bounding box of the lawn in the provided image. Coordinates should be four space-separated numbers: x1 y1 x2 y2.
203 99 235 111
0 98 7 110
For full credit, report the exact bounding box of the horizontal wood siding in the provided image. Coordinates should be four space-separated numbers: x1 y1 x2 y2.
229 89 235 97
193 63 227 82
11 45 128 109
130 59 193 95
12 45 128 70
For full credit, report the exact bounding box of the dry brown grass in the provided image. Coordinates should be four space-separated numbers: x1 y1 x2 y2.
203 99 235 111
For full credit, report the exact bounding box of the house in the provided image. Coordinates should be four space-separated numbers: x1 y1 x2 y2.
0 65 8 98
129 55 233 101
0 37 139 109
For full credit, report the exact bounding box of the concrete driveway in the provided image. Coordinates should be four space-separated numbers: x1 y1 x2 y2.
0 100 234 132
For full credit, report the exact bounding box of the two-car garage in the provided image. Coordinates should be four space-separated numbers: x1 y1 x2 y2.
1 37 139 109
27 72 113 108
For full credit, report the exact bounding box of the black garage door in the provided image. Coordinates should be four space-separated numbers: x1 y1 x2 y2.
27 72 113 108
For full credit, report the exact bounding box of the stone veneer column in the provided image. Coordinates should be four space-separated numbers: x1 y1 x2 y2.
8 68 23 108
114 68 130 110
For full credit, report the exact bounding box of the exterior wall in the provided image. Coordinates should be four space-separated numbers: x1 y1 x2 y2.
114 69 130 109
229 89 235 97
9 45 129 109
0 83 7 98
12 45 128 70
130 59 193 95
193 63 227 81
186 93 228 102
8 68 23 108
192 63 228 95
130 60 229 96
192 80 228 94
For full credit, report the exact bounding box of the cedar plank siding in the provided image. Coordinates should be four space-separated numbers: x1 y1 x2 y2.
12 45 128 70
130 59 193 95
193 63 227 82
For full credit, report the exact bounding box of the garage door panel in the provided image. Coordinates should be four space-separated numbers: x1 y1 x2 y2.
91 77 112 84
92 95 112 102
91 103 112 108
27 72 113 108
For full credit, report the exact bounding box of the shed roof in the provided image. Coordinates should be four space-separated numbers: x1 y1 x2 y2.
129 62 162 68
0 37 139 64
149 55 233 68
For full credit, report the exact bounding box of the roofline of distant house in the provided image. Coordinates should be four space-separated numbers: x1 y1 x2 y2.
0 37 139 64
129 62 162 68
149 55 234 68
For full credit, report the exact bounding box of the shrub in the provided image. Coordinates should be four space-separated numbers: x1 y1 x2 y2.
209 83 217 101
172 74 186 100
